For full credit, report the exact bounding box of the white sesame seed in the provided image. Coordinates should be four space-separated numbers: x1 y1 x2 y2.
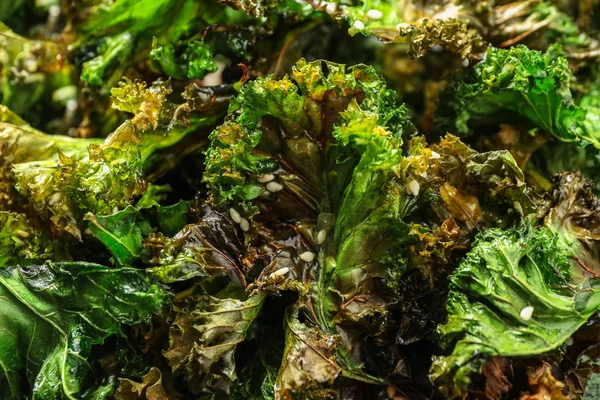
273 267 290 277
84 228 92 235
430 151 441 159
431 44 444 53
49 5 60 17
408 180 420 196
520 306 534 321
366 9 383 20
48 192 61 206
22 59 35 72
566 337 574 346
15 229 30 238
113 206 119 214
317 229 327 244
66 99 78 112
229 208 242 224
462 58 470 67
240 218 250 232
419 171 428 178
257 174 275 183
266 181 283 192
268 267 290 280
325 2 336 14
300 251 315 262
353 20 365 30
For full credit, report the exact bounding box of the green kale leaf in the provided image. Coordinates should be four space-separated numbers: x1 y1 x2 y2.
76 0 251 87
150 40 218 80
6 79 229 239
440 45 600 148
0 261 166 399
0 211 61 266
203 58 419 389
85 199 191 267
430 224 600 397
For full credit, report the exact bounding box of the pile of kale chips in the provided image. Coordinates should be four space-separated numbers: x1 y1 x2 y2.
2 0 600 399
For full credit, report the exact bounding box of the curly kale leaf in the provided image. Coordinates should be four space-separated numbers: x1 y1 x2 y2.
12 128 146 240
0 262 166 399
0 22 74 130
205 58 413 204
146 203 249 286
150 40 217 80
85 198 191 267
202 59 416 388
491 1 600 62
441 45 600 148
274 306 341 398
76 0 252 86
198 57 551 394
164 293 264 393
541 171 600 280
431 170 600 396
6 80 171 238
146 205 295 399
0 211 63 266
399 134 540 280
315 0 490 59
6 80 229 239
430 225 600 397
115 367 174 400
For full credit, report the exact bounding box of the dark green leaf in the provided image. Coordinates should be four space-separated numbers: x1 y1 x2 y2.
440 45 599 148
430 225 600 397
86 199 191 266
164 293 264 393
0 261 166 399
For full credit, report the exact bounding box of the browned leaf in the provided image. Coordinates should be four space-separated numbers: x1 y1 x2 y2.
274 309 341 399
482 356 513 400
520 364 567 400
164 294 263 393
439 182 482 229
115 367 173 400
147 205 247 285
